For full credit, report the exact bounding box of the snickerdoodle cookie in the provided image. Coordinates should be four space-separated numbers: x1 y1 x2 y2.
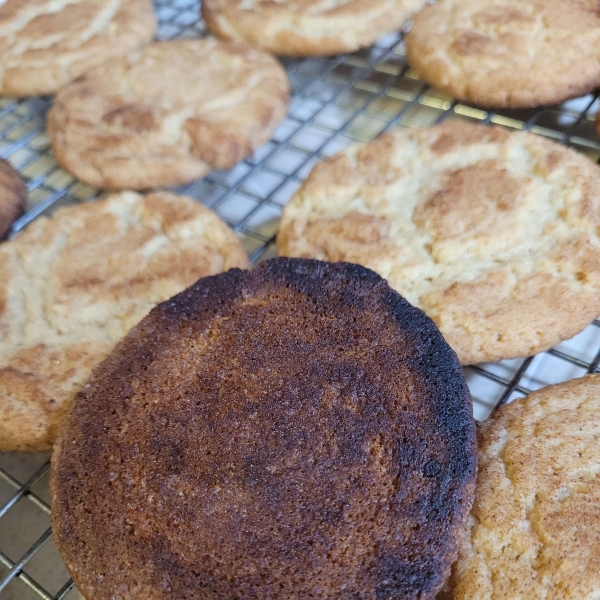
48 39 289 190
405 0 600 108
0 159 26 238
453 374 600 599
0 0 155 97
202 0 426 56
278 120 600 364
51 258 476 600
0 191 248 452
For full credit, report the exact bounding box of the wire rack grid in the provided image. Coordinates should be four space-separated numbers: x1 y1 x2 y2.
2 0 600 598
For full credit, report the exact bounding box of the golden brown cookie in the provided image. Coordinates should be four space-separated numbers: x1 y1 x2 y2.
0 159 26 239
47 39 290 190
0 0 156 97
202 0 426 56
277 120 600 365
453 374 600 599
405 0 600 108
51 258 477 600
0 191 249 452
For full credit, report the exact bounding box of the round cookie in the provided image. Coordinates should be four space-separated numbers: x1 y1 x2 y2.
51 258 477 600
405 0 600 108
0 159 26 239
277 120 600 365
48 39 290 190
0 191 249 452
202 0 426 56
453 374 600 599
0 0 156 97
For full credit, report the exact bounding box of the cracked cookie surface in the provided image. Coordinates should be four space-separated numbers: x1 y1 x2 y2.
202 0 425 56
277 120 600 365
0 159 26 239
0 0 156 97
453 374 600 600
0 191 249 452
48 39 290 190
405 0 600 108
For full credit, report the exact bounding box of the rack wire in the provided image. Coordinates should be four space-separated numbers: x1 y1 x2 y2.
2 0 600 597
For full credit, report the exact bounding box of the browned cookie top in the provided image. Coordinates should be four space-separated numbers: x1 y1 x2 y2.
278 121 600 365
48 39 290 190
202 0 425 57
405 0 600 109
453 375 600 599
0 0 156 97
0 191 248 453
0 158 25 239
51 258 477 600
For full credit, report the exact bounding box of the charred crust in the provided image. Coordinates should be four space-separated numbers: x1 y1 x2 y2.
52 258 476 600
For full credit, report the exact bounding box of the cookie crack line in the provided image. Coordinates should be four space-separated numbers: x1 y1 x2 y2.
475 435 549 599
4 0 121 59
11 230 71 348
0 0 156 96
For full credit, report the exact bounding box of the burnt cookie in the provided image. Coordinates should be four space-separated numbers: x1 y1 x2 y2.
51 258 476 600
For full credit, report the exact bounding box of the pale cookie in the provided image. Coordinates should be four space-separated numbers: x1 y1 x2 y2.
277 120 600 365
405 0 600 108
0 191 249 452
48 39 290 190
202 0 426 56
453 374 600 600
0 159 26 239
0 0 156 97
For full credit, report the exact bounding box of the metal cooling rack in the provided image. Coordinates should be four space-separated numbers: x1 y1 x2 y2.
2 0 600 597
